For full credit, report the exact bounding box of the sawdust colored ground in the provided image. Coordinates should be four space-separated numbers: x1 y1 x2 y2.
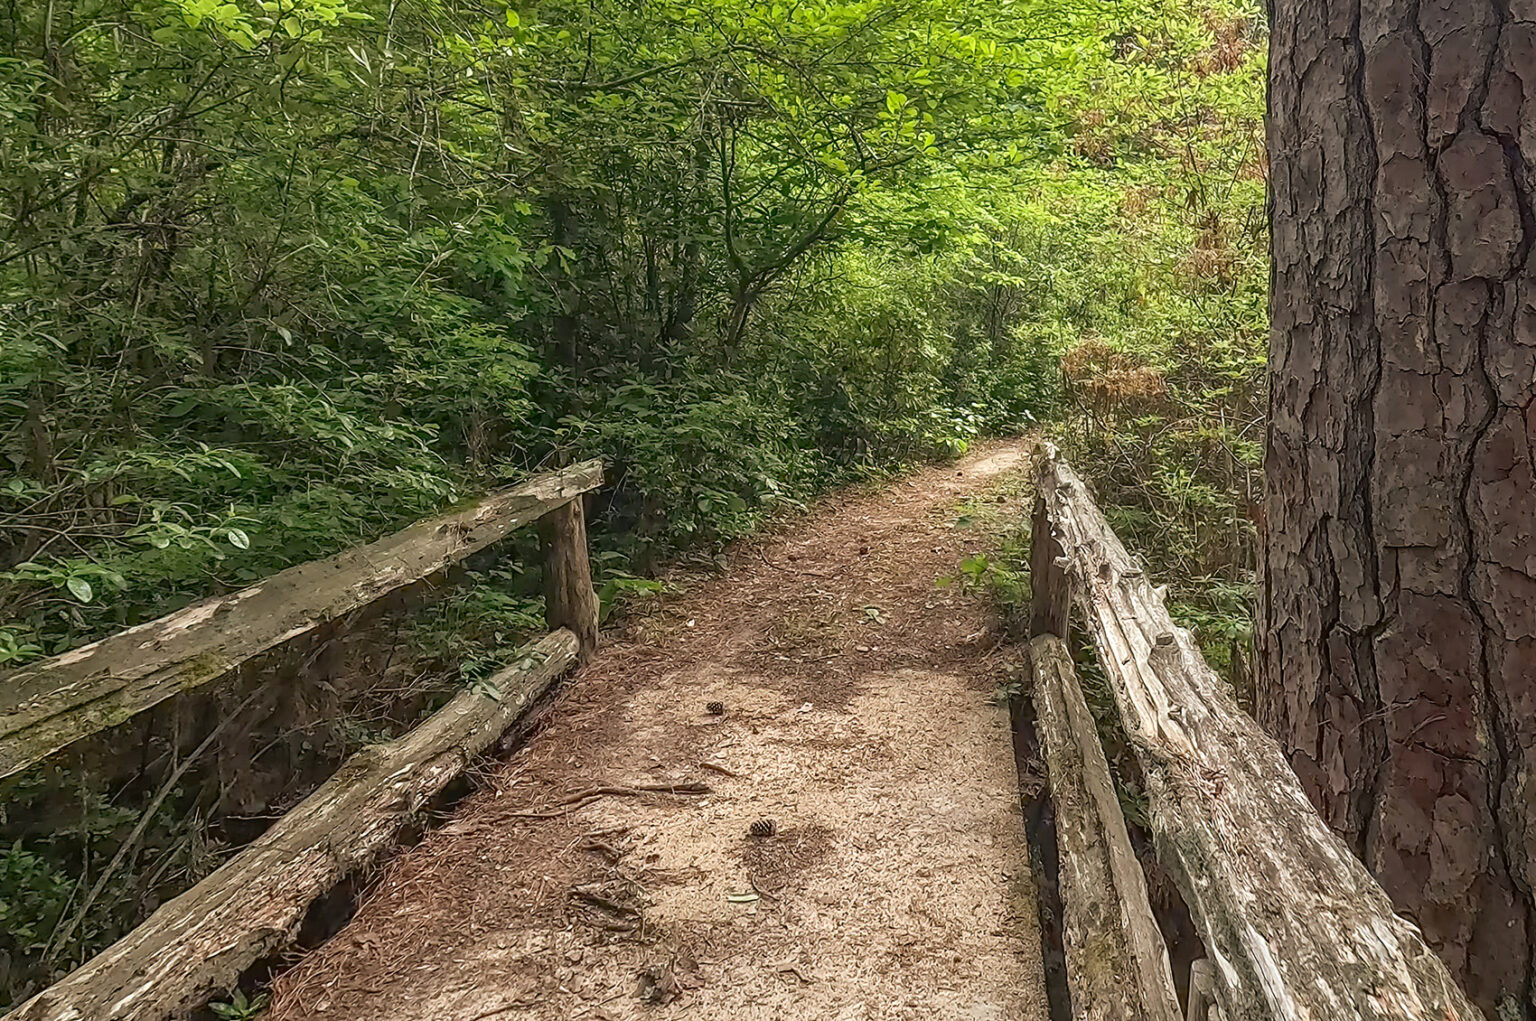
267 439 1050 1021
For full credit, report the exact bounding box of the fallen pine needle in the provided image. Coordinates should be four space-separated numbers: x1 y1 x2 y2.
776 962 814 984
748 872 781 901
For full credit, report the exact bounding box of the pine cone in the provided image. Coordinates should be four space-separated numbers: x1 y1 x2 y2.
748 818 777 839
705 701 726 716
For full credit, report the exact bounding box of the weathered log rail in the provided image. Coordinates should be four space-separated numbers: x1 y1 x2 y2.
7 632 580 1021
0 459 603 779
1028 445 1478 1021
1 461 605 1021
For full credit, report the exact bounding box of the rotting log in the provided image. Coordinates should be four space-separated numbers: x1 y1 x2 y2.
538 496 600 659
1029 633 1181 1021
1032 444 1479 1021
5 630 579 1021
0 460 603 780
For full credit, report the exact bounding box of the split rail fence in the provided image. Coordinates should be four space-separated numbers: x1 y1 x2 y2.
1 460 603 1021
1027 444 1477 1021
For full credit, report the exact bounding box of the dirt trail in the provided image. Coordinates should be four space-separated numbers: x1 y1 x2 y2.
268 439 1049 1021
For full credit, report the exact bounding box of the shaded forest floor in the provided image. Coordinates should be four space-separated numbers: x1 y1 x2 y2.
265 439 1048 1020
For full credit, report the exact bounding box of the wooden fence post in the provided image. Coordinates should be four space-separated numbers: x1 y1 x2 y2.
539 497 600 660
1030 492 1070 638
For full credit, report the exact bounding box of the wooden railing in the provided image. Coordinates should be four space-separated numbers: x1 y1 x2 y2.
3 461 604 1021
1027 445 1476 1021
0 459 603 779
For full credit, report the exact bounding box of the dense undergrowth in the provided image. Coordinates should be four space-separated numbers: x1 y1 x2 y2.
965 3 1266 673
1043 5 1266 673
0 0 1263 1007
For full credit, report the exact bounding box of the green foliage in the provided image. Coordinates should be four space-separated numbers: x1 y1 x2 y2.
941 552 1030 614
0 843 76 955
407 565 546 695
0 775 164 984
596 571 667 625
0 0 1266 1007
0 0 1072 663
1034 0 1267 662
209 989 269 1021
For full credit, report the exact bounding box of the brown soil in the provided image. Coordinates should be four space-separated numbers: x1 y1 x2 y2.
266 439 1049 1021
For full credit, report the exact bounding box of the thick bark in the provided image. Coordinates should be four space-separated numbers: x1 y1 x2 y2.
1265 0 1536 1009
0 460 603 780
1029 634 1182 1021
1038 448 1478 1020
4 630 579 1021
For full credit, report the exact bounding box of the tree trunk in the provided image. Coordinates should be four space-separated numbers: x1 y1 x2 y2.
1264 1 1536 1012
724 283 753 348
546 196 581 370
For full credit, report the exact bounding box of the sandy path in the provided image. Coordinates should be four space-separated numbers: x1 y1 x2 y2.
267 438 1049 1021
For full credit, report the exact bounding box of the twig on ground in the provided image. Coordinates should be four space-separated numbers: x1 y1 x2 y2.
756 546 837 579
569 886 640 916
776 961 813 984
501 781 710 819
469 999 537 1020
748 872 781 901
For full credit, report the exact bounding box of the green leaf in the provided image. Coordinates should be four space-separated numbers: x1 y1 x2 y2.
66 578 93 603
227 528 251 550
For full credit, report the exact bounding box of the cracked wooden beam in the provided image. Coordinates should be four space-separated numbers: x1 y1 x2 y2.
1029 633 1181 1021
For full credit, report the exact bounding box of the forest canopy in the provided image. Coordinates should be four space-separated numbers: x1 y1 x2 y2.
0 0 1263 667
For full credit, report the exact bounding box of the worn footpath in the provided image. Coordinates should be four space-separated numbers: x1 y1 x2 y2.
266 439 1049 1021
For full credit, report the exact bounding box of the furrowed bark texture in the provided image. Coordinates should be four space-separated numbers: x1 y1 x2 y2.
4 631 579 1021
1265 0 1536 1008
0 460 602 780
1039 449 1478 1020
1029 634 1182 1021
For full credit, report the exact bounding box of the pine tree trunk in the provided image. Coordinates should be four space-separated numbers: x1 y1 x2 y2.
1263 1 1536 1013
